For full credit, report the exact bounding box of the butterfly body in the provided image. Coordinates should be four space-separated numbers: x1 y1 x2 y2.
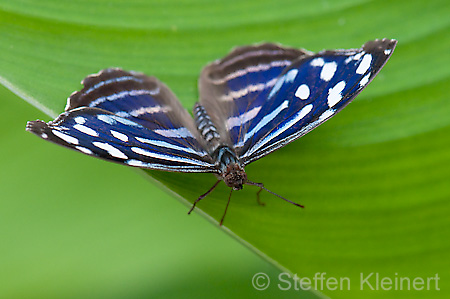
27 39 397 224
213 146 247 190
193 102 247 190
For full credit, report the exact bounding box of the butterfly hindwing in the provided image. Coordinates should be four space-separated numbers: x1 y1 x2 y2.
67 68 207 153
199 43 310 146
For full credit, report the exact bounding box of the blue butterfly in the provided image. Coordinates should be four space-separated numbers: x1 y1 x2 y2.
27 39 397 225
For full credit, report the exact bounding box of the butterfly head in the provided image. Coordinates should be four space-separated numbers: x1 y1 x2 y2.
214 146 248 190
222 163 247 190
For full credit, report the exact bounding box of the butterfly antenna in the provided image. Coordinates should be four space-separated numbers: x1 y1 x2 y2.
188 180 221 215
246 180 304 208
220 188 234 226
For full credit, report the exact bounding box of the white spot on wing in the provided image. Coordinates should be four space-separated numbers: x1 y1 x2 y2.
75 146 93 155
130 147 209 166
356 54 372 74
116 105 171 118
73 124 99 137
98 114 116 125
135 137 204 156
295 84 310 100
89 89 160 107
360 73 371 87
320 62 337 81
298 104 313 120
244 100 289 144
310 58 325 67
52 129 79 145
268 76 286 99
384 49 392 55
285 69 298 82
126 159 149 167
132 105 171 116
245 104 313 157
153 127 194 138
74 116 86 124
93 142 128 159
41 133 48 139
65 97 72 111
226 106 261 129
83 76 143 96
221 78 277 101
211 60 291 84
327 81 346 108
115 111 129 118
110 130 129 142
109 115 142 127
318 109 336 122
353 52 364 61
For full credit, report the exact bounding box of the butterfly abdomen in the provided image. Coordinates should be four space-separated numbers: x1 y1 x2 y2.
193 103 221 145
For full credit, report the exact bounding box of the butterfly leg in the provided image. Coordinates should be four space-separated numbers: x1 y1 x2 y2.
188 180 221 215
220 189 234 226
244 181 266 206
255 184 266 206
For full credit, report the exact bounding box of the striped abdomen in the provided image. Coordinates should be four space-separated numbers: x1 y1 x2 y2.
193 103 220 146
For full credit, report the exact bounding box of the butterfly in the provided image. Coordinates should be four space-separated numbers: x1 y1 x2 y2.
27 39 397 225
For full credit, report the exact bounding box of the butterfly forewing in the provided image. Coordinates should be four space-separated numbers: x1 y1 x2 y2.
27 69 216 172
232 39 397 165
199 43 310 147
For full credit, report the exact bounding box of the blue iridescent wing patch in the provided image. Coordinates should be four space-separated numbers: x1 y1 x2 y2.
199 39 397 165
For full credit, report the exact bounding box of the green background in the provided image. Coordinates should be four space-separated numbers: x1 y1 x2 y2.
0 0 449 298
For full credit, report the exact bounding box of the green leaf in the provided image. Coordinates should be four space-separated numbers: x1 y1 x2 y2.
1 0 449 298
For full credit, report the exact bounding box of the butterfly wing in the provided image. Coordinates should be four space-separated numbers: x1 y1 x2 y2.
67 68 204 145
198 43 311 146
239 39 397 165
200 39 397 165
27 69 216 172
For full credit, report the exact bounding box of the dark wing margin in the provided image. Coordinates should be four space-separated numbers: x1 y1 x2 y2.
27 68 217 173
198 43 311 147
